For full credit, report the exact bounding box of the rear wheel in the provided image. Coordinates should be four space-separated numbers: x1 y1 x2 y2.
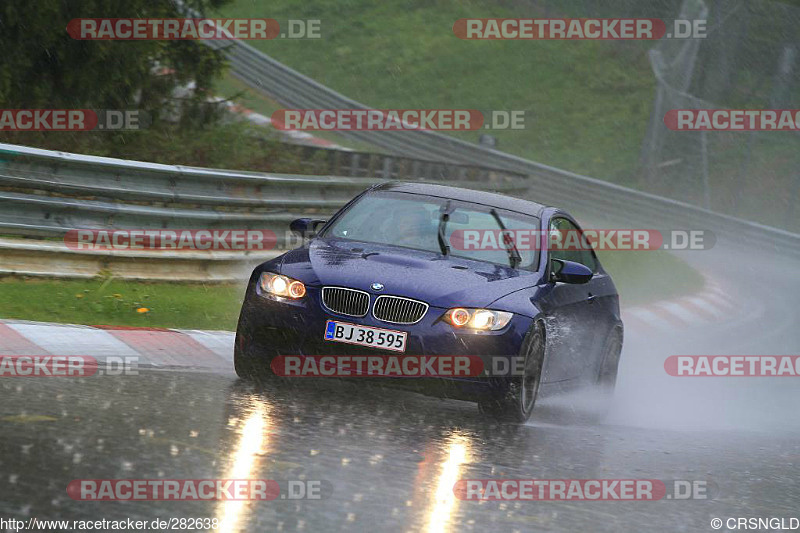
478 321 545 423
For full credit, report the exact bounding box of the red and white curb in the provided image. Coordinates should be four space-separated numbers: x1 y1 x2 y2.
215 97 350 150
0 274 749 367
153 67 349 151
621 274 753 333
0 320 234 372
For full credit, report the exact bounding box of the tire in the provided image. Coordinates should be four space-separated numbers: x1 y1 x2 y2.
478 321 545 423
233 329 257 379
233 311 273 381
595 326 623 396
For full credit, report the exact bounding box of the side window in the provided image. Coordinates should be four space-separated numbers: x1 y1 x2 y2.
548 217 597 271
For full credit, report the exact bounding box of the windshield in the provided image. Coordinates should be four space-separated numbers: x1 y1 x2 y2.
322 191 539 270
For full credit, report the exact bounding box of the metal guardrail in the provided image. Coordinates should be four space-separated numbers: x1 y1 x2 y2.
271 142 526 183
0 142 522 280
0 137 797 267
0 139 797 284
521 160 800 259
0 236 280 283
0 143 527 246
209 38 800 259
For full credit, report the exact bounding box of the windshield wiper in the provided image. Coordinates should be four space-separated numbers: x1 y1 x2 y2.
437 201 452 256
490 209 521 269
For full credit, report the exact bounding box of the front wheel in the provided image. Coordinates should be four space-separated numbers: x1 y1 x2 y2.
233 311 274 381
596 326 623 396
233 328 259 379
478 321 545 423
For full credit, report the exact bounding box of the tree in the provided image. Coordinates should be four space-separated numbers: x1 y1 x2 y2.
0 0 231 127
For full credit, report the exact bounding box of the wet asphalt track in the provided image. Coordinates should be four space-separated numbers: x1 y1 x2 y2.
1 239 799 532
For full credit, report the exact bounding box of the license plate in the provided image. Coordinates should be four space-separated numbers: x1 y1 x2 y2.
324 321 407 352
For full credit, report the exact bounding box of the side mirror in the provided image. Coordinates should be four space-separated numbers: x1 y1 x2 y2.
550 259 593 284
289 218 327 239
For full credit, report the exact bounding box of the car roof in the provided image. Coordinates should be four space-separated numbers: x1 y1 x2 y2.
372 182 548 218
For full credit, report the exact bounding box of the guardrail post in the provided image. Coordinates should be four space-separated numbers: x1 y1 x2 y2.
367 153 377 178
411 160 420 180
332 149 342 176
382 156 393 180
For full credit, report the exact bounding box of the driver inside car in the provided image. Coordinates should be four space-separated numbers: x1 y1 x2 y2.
388 204 434 250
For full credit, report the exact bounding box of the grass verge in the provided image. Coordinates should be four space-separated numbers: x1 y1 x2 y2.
0 277 244 331
0 250 702 329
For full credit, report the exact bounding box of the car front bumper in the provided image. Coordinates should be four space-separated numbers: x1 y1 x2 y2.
237 284 534 400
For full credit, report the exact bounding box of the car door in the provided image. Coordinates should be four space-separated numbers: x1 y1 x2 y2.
570 220 620 376
536 216 597 382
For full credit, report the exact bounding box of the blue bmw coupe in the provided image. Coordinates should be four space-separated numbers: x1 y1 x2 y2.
235 182 623 422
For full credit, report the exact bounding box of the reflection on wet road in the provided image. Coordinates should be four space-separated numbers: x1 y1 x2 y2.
1 369 798 532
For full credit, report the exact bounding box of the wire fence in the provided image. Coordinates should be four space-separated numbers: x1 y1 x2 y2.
641 0 800 232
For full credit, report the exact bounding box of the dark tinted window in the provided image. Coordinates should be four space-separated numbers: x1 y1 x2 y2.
548 217 597 271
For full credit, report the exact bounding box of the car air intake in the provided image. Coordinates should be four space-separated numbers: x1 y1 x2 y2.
322 287 370 317
372 295 428 324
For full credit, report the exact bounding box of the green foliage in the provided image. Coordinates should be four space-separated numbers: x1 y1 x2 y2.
0 0 231 127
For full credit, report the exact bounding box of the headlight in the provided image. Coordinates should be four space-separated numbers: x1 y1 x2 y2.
443 308 513 330
258 272 306 299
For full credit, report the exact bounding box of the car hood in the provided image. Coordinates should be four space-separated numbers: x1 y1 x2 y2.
277 238 542 308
